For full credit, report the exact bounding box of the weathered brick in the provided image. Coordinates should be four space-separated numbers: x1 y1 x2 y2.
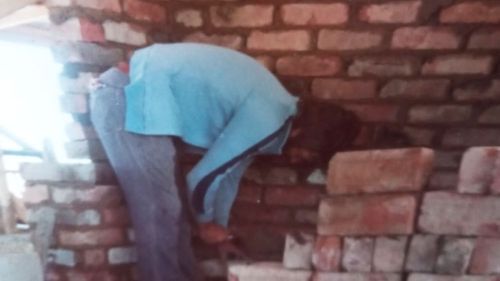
419 192 500 236
103 21 147 46
276 56 342 76
436 237 475 274
52 185 121 205
283 233 315 270
23 185 49 205
74 0 121 13
458 147 500 194
469 29 500 49
124 0 166 23
405 235 439 272
261 167 298 185
409 274 500 281
200 259 226 279
328 148 434 194
52 42 124 66
318 29 384 51
49 249 77 267
343 104 399 123
57 209 101 226
348 57 418 77
59 228 126 247
318 194 417 236
55 18 103 42
314 273 401 281
440 2 500 23
65 140 107 160
176 9 203 28
108 246 137 264
374 236 408 272
381 79 449 100
248 30 311 51
295 209 318 225
228 262 312 281
265 187 320 207
470 238 500 274
183 32 242 50
312 79 377 101
83 249 107 267
422 55 493 75
281 4 348 26
479 106 500 124
210 5 273 27
79 18 105 43
342 237 373 272
359 1 421 23
21 163 115 184
102 207 130 226
429 171 457 190
454 80 500 101
312 236 341 272
392 27 460 49
60 94 87 114
65 270 121 281
408 105 472 123
442 129 500 147
232 205 291 224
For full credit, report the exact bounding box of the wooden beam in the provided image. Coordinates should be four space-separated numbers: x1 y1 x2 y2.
0 0 39 19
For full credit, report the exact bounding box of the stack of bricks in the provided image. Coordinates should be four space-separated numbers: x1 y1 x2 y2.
20 162 138 280
229 147 500 281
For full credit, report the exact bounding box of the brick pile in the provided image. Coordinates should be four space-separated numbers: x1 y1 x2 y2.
229 147 500 281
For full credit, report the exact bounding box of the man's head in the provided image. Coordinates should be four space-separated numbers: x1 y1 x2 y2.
286 100 361 167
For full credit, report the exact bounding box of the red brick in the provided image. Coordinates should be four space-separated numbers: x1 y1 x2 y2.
328 148 434 195
74 0 121 13
359 1 421 23
374 236 407 272
418 192 500 236
392 27 460 49
436 237 475 274
318 194 417 235
470 238 500 274
79 18 105 43
454 80 500 101
276 56 342 76
442 129 500 148
210 5 274 27
409 274 500 281
312 79 377 101
458 147 500 194
479 106 500 124
102 207 130 226
23 184 49 205
440 2 500 23
342 237 374 272
318 29 384 50
83 249 107 267
229 262 312 280
183 32 242 50
469 29 500 49
265 187 320 207
59 228 126 247
312 236 341 272
232 205 291 224
124 0 166 23
408 105 472 123
342 104 399 123
248 30 311 51
423 55 493 75
348 57 418 77
261 167 298 185
281 4 348 26
60 94 87 114
176 9 203 28
381 79 449 100
52 185 122 205
403 127 435 146
236 184 262 204
103 21 147 46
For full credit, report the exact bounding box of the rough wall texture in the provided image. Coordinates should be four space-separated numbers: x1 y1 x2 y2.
19 0 500 280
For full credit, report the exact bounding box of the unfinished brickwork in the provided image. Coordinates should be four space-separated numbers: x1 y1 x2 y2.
17 0 500 280
229 147 500 281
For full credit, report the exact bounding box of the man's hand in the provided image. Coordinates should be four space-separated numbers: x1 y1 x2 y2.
198 223 232 244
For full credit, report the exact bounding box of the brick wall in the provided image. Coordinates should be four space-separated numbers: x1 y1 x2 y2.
19 0 500 280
